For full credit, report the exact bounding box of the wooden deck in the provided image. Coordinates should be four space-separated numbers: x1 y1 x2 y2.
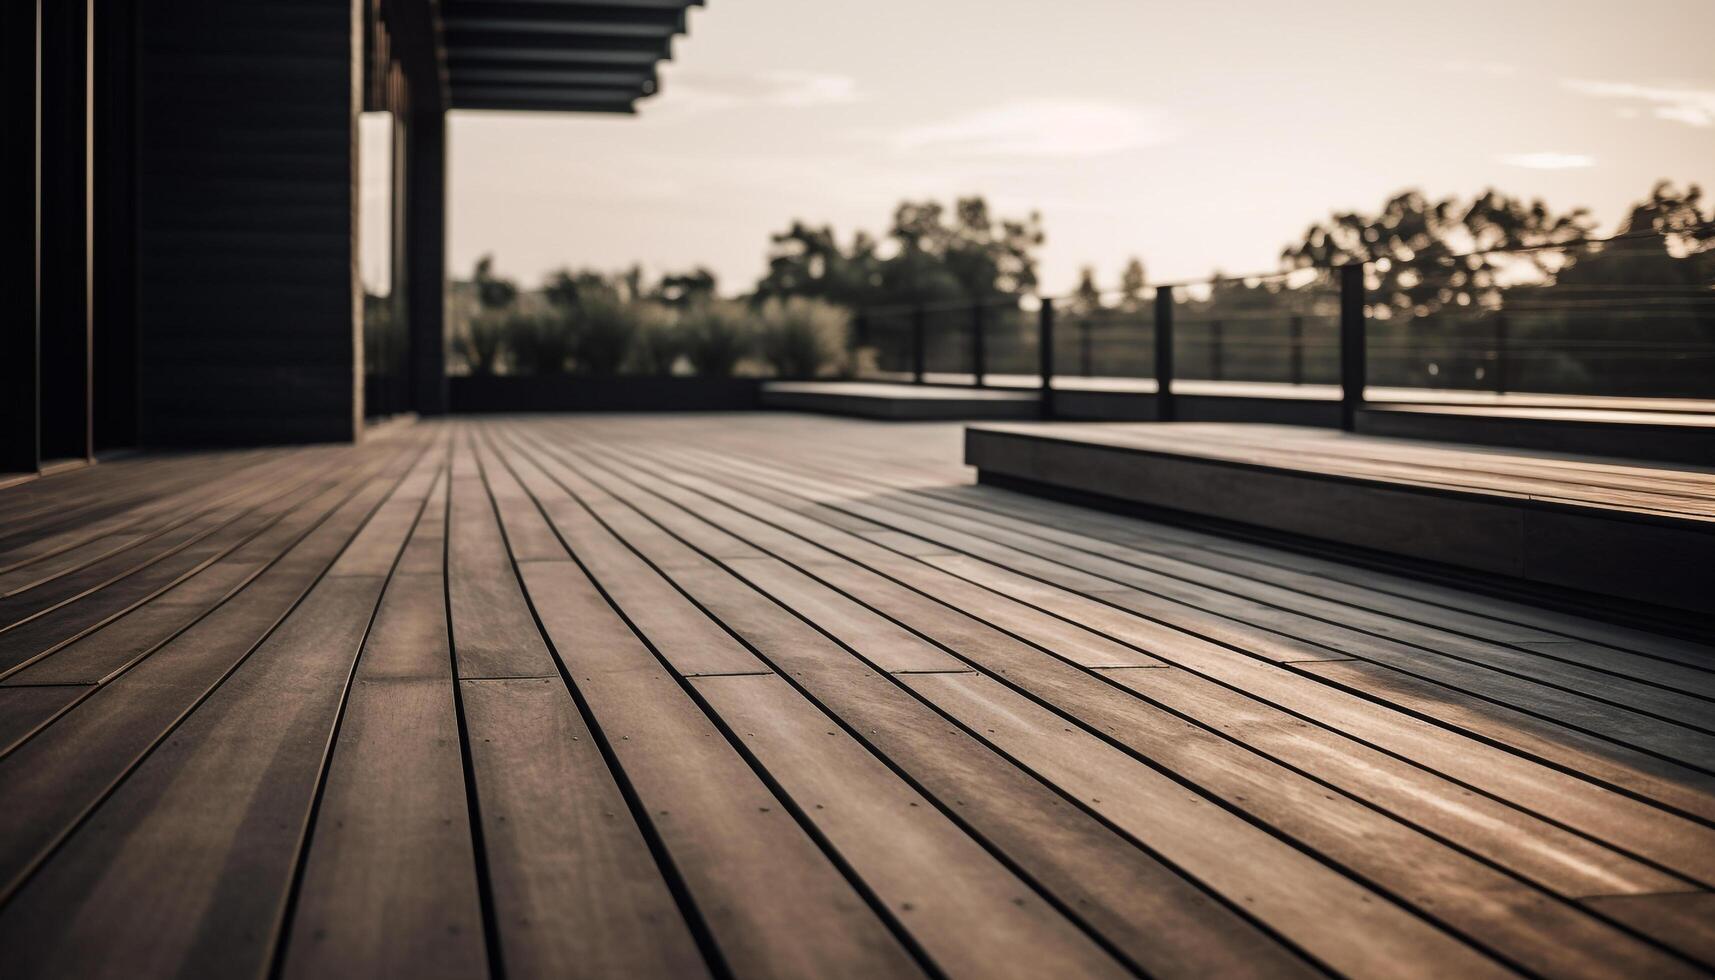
1 414 1712 978
966 422 1715 617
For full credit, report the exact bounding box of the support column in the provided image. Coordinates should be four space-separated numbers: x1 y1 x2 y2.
2 0 41 473
39 0 94 462
405 104 447 416
93 0 139 451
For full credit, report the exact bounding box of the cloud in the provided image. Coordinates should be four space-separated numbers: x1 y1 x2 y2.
1562 78 1715 127
1498 152 1596 170
893 99 1171 158
665 70 861 110
1438 60 1519 77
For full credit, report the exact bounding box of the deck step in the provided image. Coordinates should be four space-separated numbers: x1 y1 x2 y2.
762 381 1041 420
1358 401 1715 465
965 421 1715 618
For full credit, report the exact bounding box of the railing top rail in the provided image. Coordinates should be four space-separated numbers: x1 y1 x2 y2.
855 222 1714 318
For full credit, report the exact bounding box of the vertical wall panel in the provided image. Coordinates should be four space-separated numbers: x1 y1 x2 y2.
94 0 140 451
39 0 94 462
1 0 41 473
135 0 363 445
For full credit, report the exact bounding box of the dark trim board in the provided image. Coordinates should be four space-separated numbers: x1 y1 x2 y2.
1047 389 1345 427
1360 404 1715 466
450 376 762 413
964 424 1715 625
762 381 1041 420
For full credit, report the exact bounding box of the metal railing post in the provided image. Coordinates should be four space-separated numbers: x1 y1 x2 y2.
1210 318 1224 381
911 305 925 384
1338 263 1366 431
1154 286 1175 422
971 302 986 387
1494 311 1509 394
1038 298 1055 419
1079 320 1092 377
1289 314 1304 385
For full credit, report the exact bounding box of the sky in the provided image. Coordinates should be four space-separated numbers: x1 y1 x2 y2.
371 0 1715 297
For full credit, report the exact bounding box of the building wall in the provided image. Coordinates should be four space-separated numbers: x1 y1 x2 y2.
135 0 362 445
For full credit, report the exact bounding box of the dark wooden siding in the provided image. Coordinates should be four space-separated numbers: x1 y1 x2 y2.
135 0 361 445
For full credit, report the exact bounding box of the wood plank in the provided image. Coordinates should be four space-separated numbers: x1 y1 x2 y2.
283 464 482 979
0 576 394 978
0 465 355 677
690 672 1129 979
512 429 1162 672
900 671 1512 979
3 441 421 686
518 559 924 978
0 436 427 903
461 677 710 979
1582 892 1715 966
0 432 437 975
446 430 557 679
486 438 768 677
559 423 1715 967
571 440 1691 901
280 672 486 979
506 447 1320 977
669 444 1715 783
0 686 86 756
908 482 1715 690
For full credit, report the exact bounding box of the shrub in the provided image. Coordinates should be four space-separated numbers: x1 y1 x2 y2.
680 300 755 378
757 297 851 378
502 310 576 375
453 311 507 376
571 294 636 376
630 302 684 376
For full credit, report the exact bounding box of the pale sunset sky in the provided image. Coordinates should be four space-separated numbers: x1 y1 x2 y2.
369 0 1715 296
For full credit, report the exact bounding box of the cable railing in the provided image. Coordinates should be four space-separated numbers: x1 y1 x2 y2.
853 230 1715 424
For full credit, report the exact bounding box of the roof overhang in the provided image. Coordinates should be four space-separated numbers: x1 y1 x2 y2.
439 0 703 114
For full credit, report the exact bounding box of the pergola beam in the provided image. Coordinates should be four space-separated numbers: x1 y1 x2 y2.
442 2 685 36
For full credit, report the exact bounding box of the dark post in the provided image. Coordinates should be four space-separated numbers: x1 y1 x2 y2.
2 0 41 472
1338 263 1366 431
405 103 447 415
1288 314 1304 386
970 302 986 386
40 0 93 461
93 0 140 451
1209 318 1224 381
1037 297 1055 418
1493 311 1509 394
1079 319 1092 377
911 304 926 384
1154 286 1175 422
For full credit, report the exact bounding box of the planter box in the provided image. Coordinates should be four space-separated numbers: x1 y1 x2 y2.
449 376 763 413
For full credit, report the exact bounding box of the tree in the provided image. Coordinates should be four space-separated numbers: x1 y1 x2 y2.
753 195 1045 309
1281 189 1595 318
1118 258 1147 310
654 267 719 308
1071 266 1103 314
472 254 518 311
753 221 879 307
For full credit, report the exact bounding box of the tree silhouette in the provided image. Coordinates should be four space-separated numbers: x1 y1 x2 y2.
754 195 1044 309
472 254 518 312
1118 258 1148 310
